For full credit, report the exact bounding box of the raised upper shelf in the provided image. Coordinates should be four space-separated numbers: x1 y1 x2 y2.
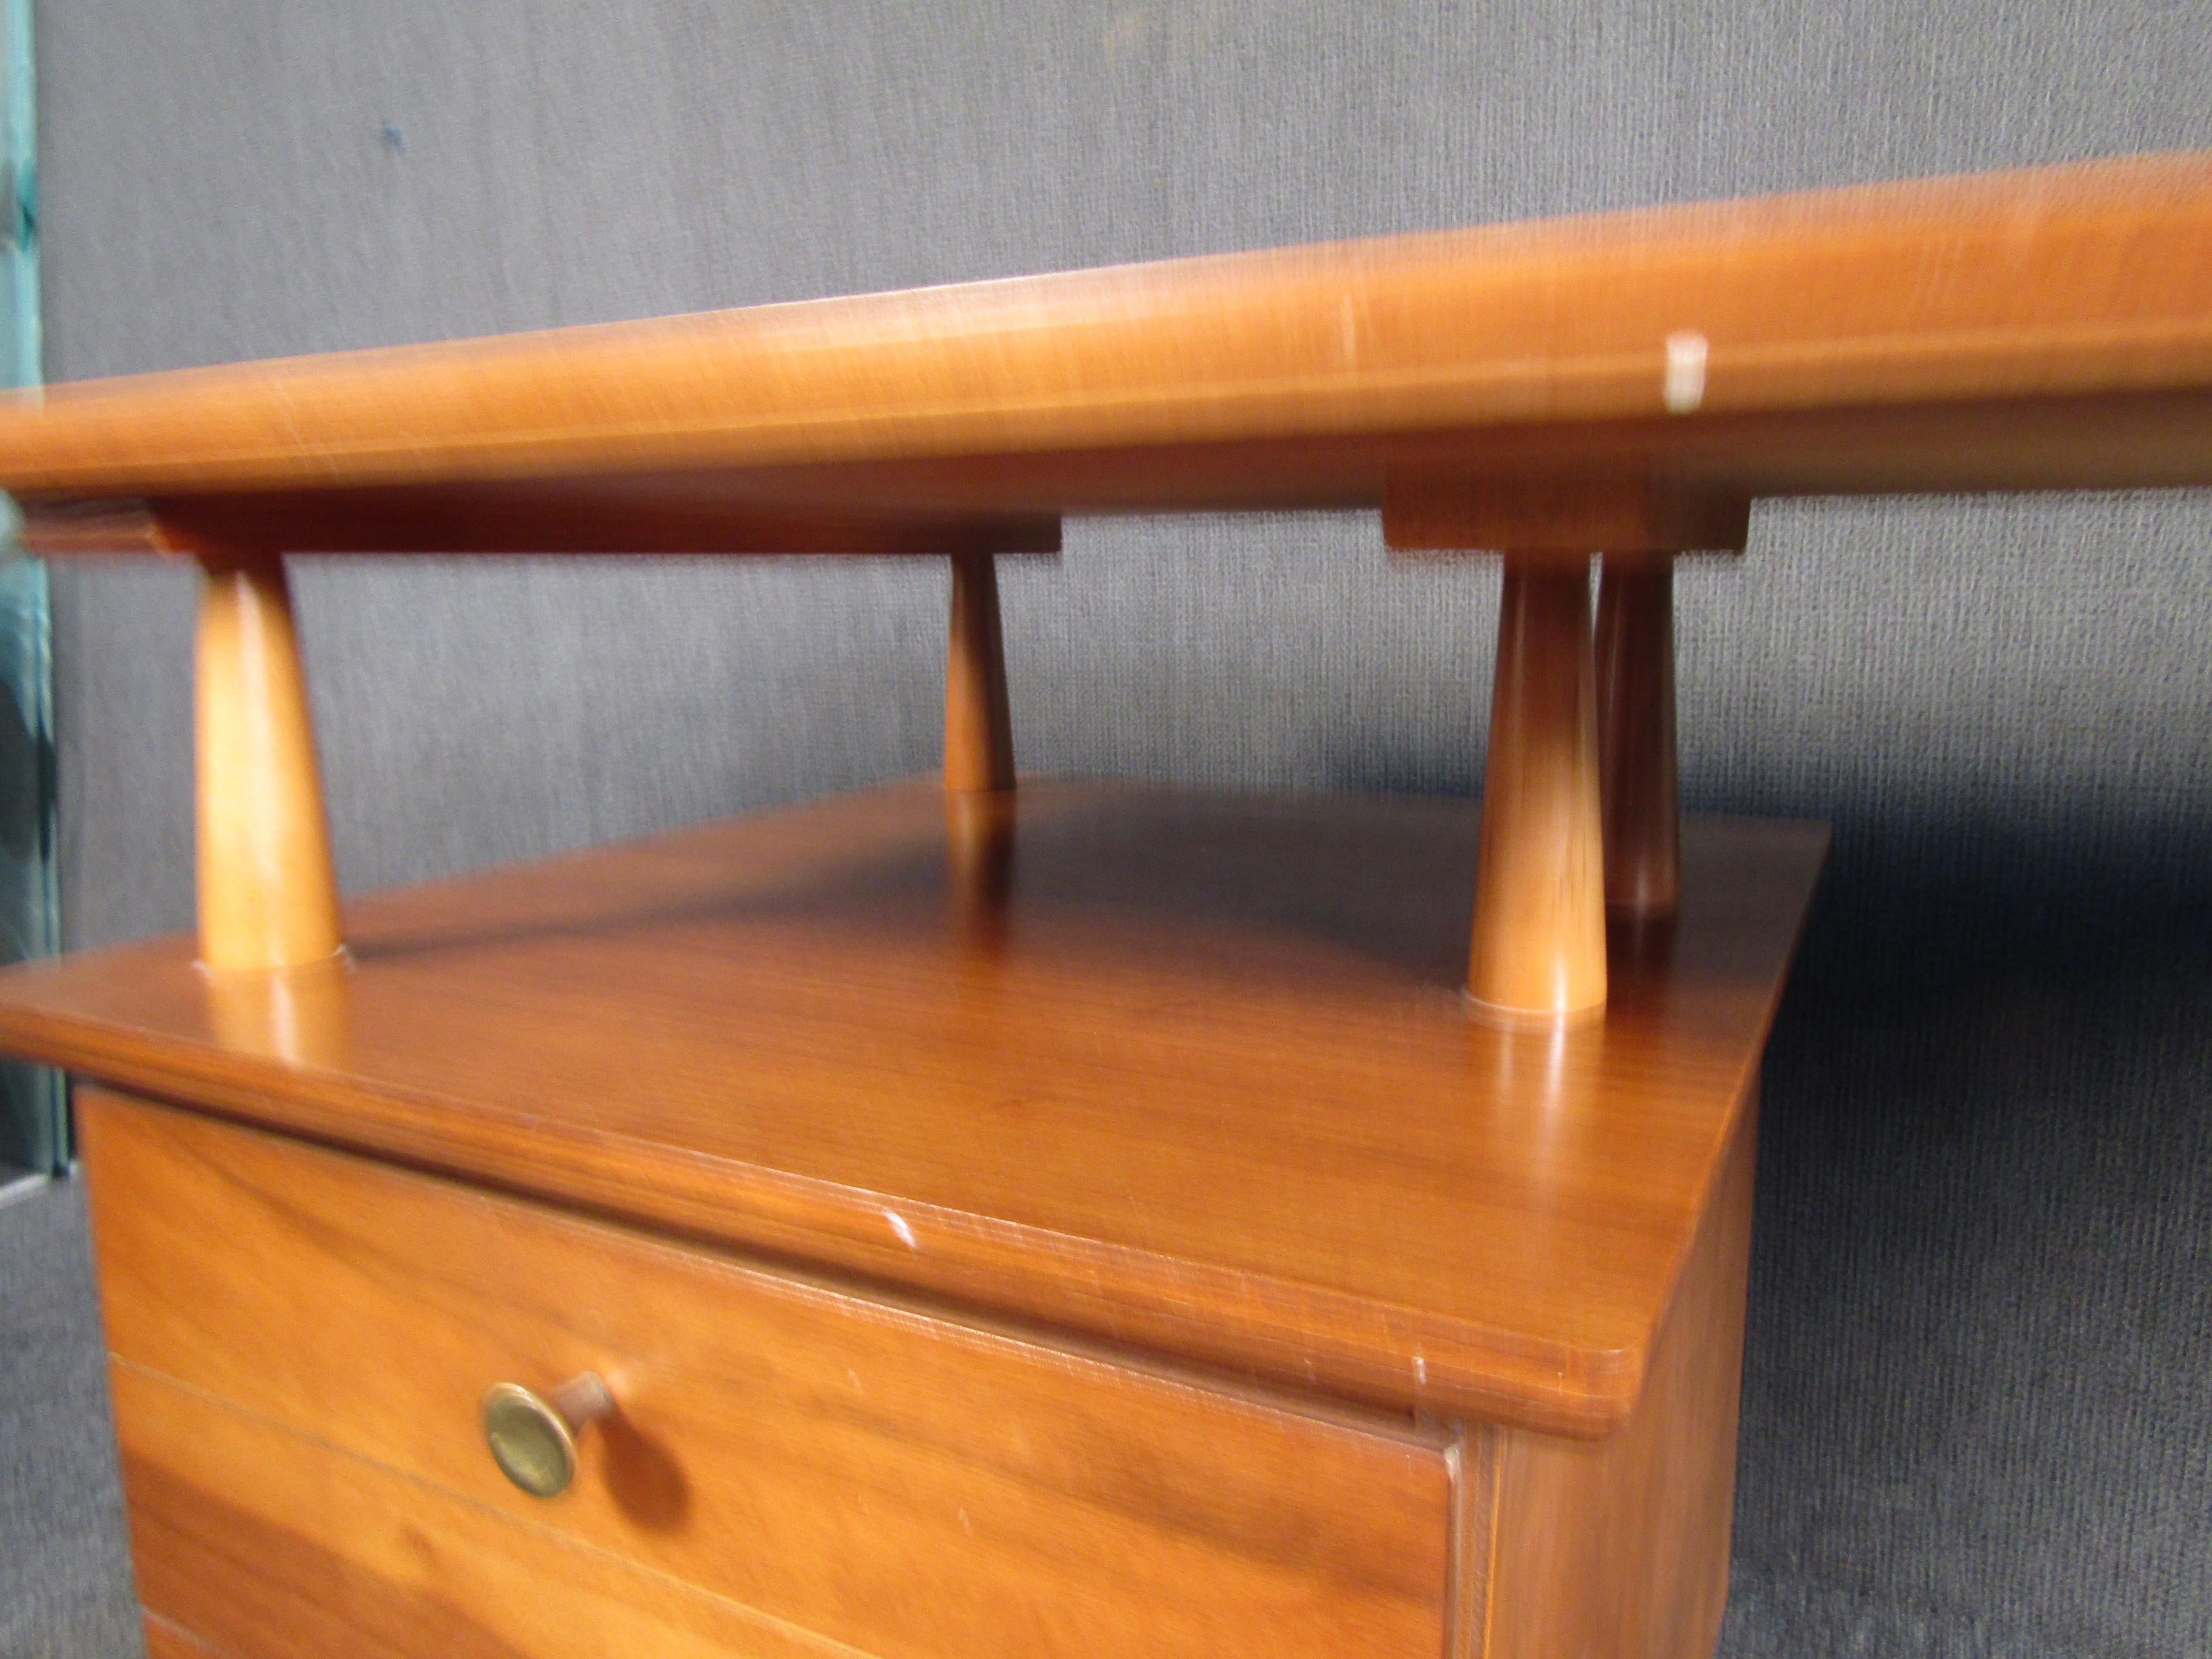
5 152 2212 554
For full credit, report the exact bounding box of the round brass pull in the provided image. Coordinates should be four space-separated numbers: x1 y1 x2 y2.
481 1373 613 1498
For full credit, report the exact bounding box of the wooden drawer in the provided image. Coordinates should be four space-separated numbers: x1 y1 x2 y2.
115 1364 890 1659
80 1089 1458 1659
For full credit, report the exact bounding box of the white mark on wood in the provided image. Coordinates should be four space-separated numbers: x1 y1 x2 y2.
1664 330 1708 413
885 1208 918 1249
1414 1353 1427 1384
958 1507 973 1535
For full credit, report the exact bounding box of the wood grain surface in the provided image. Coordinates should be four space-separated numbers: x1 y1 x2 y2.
943 551 1014 791
114 1364 889 1659
18 489 1061 558
1597 555 1682 917
0 780 1823 1432
1466 555 1609 1022
87 1090 1452 1659
141 1612 229 1659
0 152 2208 537
1382 472 1748 556
191 555 344 971
1483 1085 1758 1659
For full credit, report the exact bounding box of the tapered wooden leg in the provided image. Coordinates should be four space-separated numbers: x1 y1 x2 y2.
945 788 1017 954
1467 553 1607 1025
945 551 1014 793
1596 554 1680 917
203 953 352 1066
194 554 344 972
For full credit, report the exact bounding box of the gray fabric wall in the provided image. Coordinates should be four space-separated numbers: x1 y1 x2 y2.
32 3 2212 1654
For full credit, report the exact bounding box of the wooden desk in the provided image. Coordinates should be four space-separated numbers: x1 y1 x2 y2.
0 152 2206 1659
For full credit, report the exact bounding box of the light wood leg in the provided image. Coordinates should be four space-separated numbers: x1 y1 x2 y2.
1467 553 1607 1025
945 551 1014 793
1596 554 1680 917
194 554 344 972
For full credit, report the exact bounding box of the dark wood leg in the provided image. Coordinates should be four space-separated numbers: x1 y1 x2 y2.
945 552 1014 793
1597 553 1680 918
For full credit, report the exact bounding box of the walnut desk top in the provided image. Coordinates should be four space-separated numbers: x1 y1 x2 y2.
0 149 2207 554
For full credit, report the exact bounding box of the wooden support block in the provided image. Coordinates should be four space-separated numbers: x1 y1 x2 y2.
193 554 344 973
1467 554 1607 1026
1385 469 1734 1009
1596 554 1681 917
1384 471 1748 557
19 492 1062 560
944 551 1015 794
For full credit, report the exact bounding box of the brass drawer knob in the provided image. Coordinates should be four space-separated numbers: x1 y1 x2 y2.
481 1373 614 1498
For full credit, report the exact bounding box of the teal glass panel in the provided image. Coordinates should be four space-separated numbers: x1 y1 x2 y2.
0 549 56 1173
0 0 56 1175
0 0 32 384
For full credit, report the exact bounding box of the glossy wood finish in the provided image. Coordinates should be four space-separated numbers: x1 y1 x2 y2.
0 155 2208 526
0 780 1824 1433
1384 472 1748 556
1467 557 1609 1024
141 1612 229 1659
87 1091 1456 1659
192 555 343 971
1484 1086 1757 1659
6 146 2125 1659
943 552 1014 791
115 1366 869 1659
1597 554 1681 917
20 489 1061 558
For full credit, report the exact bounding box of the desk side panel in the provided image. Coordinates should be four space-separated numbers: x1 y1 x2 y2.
1483 1079 1758 1659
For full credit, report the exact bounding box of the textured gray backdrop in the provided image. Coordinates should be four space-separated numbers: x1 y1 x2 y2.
16 1 2212 1654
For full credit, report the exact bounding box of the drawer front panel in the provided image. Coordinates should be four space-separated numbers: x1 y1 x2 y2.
82 1090 1453 1659
116 1365 848 1659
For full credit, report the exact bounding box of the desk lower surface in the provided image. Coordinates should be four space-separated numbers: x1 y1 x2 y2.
0 777 1825 1432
